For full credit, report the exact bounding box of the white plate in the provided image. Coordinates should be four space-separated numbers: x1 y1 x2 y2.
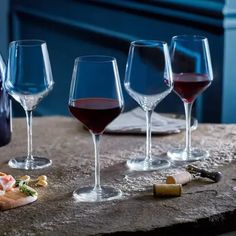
105 108 198 135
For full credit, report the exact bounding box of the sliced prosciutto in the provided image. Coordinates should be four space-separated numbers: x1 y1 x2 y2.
0 175 16 195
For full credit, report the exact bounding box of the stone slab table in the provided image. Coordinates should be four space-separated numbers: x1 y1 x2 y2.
0 117 236 235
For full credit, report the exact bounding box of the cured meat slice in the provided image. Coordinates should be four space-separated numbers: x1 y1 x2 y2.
0 175 16 194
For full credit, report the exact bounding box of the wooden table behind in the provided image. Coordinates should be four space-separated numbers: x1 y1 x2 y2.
0 117 236 235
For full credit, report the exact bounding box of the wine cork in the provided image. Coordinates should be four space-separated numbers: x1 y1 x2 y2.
153 184 182 197
166 171 192 185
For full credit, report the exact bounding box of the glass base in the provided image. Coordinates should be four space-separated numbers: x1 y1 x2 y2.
73 186 122 202
126 156 171 171
167 148 209 162
8 156 52 170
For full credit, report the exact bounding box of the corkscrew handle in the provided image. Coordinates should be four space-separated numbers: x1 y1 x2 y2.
199 169 222 182
186 165 222 183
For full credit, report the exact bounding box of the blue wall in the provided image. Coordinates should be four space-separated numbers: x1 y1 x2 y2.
6 0 236 123
0 0 9 60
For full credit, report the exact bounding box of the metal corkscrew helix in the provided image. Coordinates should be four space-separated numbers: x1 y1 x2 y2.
186 165 222 183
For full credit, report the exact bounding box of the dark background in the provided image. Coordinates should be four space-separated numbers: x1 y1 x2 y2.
1 0 236 123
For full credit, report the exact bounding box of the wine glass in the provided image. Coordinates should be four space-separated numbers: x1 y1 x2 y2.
124 40 173 171
69 55 124 202
167 35 213 161
5 40 54 169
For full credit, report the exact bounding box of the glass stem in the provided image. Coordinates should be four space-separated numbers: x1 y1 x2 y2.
92 133 102 192
184 102 193 156
145 110 152 162
25 110 33 161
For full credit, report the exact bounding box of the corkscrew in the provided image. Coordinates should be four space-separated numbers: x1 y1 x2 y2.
186 165 222 183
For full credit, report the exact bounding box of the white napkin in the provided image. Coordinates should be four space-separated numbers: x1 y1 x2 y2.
106 107 195 134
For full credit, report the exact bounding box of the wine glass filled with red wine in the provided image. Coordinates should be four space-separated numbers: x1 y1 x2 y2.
167 35 213 161
69 55 124 202
124 40 173 171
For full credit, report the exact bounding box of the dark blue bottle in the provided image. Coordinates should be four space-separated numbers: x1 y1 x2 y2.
0 53 11 146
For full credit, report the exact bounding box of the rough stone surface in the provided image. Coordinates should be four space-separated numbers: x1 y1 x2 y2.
0 117 236 235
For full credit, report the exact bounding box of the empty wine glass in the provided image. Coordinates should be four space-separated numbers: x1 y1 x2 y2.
167 35 213 161
5 40 54 169
69 55 124 202
124 40 173 171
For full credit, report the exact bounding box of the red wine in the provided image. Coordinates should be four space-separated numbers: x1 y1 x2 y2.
173 73 211 103
69 98 122 134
